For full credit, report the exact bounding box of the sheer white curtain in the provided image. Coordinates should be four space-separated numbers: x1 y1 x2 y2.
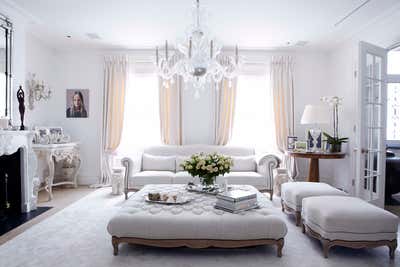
271 56 297 178
214 79 237 145
159 76 184 145
101 55 128 185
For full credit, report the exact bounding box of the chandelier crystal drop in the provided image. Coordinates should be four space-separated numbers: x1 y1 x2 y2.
155 0 241 92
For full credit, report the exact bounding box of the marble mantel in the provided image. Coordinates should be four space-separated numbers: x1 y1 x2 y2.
0 130 39 212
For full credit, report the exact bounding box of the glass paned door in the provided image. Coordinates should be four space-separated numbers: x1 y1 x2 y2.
356 41 387 207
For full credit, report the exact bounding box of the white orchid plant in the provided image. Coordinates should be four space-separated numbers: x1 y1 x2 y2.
321 96 348 151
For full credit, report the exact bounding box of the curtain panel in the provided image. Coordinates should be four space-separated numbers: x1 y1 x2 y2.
100 55 128 185
159 76 183 145
214 79 237 145
270 56 298 178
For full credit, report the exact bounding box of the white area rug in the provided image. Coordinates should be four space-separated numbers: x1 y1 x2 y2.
0 188 398 267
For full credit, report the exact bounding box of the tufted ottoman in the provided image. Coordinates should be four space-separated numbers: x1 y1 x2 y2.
302 196 398 258
107 184 288 257
281 182 347 226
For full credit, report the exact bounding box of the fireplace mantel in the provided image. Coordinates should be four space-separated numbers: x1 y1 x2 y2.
0 130 39 212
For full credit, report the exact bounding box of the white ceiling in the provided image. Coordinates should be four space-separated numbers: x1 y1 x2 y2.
5 0 400 51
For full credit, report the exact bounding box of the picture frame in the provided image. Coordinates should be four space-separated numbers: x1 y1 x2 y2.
34 126 50 144
66 89 89 118
294 141 307 151
287 136 298 150
307 130 322 149
48 126 64 143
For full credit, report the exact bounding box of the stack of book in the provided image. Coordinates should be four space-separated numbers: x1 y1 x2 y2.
215 189 258 213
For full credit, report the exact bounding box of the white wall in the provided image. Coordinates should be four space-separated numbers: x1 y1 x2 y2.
25 37 104 184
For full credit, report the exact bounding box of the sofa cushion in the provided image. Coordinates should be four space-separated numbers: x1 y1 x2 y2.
142 154 176 171
302 196 399 241
230 156 257 172
176 156 190 172
173 171 200 184
217 172 264 186
132 171 174 186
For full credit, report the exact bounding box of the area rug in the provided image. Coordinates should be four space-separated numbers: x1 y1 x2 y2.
0 188 397 267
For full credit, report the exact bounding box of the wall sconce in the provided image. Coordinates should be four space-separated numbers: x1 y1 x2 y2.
27 73 52 110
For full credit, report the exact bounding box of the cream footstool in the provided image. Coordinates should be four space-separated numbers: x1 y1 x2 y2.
108 184 288 257
281 182 347 226
302 196 398 258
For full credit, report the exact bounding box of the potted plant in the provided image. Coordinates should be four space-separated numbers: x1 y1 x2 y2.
323 132 348 152
321 96 348 153
181 153 233 187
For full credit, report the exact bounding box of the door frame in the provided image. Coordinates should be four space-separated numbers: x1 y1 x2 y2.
355 41 387 207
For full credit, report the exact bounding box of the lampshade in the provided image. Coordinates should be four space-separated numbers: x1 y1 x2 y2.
300 105 330 125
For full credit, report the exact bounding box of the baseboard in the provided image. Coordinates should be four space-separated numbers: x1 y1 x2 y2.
77 176 99 186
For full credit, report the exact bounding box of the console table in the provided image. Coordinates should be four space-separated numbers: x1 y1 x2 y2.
33 142 81 200
286 151 345 182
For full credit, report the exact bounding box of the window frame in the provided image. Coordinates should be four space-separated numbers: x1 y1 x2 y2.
386 45 400 148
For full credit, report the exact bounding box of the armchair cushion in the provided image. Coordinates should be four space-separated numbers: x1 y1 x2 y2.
142 154 176 171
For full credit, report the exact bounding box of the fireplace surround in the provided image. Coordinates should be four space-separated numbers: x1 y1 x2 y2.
0 130 39 213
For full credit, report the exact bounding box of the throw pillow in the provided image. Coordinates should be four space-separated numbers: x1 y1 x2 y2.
176 156 190 172
230 156 257 172
142 154 176 171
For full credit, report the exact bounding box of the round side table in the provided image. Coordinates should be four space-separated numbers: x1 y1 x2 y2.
286 151 345 182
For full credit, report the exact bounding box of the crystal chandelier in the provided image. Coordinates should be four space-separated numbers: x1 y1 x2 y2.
155 0 241 93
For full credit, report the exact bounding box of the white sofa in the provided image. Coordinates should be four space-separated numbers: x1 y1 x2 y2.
122 145 280 200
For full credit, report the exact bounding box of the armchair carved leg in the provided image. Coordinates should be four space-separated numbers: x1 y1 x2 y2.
112 236 119 256
276 238 284 257
389 239 397 259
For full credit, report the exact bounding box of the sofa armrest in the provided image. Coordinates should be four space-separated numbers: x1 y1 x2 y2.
122 157 133 199
257 154 281 172
257 154 281 199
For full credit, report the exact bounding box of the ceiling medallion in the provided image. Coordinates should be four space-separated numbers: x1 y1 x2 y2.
155 0 241 95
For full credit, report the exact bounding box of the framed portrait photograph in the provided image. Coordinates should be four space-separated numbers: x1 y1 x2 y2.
66 89 89 118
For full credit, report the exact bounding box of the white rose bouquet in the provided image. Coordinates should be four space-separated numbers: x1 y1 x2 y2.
181 153 233 186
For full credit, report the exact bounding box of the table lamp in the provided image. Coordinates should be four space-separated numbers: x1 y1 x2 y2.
300 105 330 151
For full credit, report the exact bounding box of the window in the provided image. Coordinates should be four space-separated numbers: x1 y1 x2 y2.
118 73 160 155
388 49 400 75
229 74 276 152
387 46 400 147
387 83 400 144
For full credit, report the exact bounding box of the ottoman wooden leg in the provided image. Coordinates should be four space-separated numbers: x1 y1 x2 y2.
321 239 331 258
281 199 285 212
112 236 119 256
295 211 301 226
276 238 284 257
301 220 306 234
389 239 397 259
